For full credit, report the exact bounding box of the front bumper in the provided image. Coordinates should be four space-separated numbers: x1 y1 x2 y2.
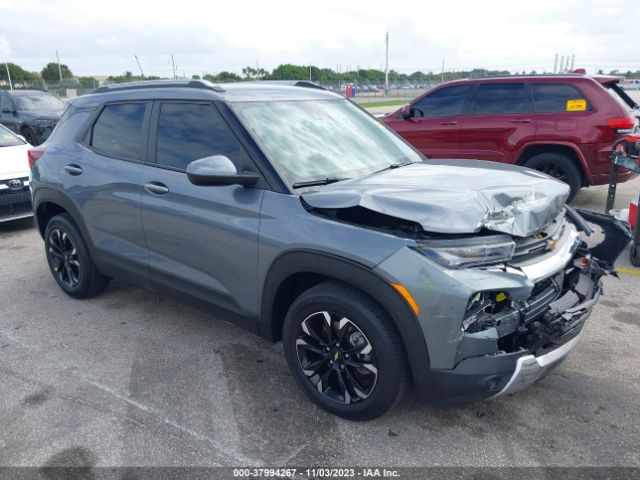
375 209 631 405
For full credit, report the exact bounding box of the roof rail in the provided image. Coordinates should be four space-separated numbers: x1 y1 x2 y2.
93 79 225 94
294 80 327 90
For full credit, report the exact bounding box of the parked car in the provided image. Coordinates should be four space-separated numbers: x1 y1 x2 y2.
0 123 32 222
30 80 629 419
621 79 640 91
0 90 66 145
384 74 640 200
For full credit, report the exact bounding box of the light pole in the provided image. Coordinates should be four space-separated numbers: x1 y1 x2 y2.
384 32 389 97
4 63 12 90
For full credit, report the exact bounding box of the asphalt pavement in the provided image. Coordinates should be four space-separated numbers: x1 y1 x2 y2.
0 176 639 470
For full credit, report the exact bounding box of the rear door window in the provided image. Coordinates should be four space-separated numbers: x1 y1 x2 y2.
531 84 591 113
91 103 148 160
473 83 532 115
412 85 471 118
155 102 247 170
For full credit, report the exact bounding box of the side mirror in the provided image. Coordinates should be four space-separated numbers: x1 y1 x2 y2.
186 155 260 187
401 103 412 120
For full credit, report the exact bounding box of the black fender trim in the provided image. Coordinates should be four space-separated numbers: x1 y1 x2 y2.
33 187 93 248
259 250 432 394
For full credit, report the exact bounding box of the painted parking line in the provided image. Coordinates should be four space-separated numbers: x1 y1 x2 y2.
616 267 640 276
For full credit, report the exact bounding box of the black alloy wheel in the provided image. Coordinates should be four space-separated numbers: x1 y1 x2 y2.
48 227 81 289
295 310 378 404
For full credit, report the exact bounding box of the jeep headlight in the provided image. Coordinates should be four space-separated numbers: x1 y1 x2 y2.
413 236 516 268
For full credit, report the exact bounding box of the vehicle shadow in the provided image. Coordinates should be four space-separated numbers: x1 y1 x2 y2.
0 217 35 234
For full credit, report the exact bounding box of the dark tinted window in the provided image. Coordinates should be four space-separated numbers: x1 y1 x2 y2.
156 103 244 170
413 85 471 117
531 84 590 112
0 94 13 112
473 83 531 115
92 103 147 160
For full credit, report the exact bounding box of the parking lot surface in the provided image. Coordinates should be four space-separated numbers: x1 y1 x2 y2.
1 177 639 469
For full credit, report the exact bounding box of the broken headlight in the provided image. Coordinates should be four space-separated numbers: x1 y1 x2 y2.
413 236 515 268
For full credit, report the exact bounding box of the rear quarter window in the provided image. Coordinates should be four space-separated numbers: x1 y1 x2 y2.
531 84 592 113
91 103 147 160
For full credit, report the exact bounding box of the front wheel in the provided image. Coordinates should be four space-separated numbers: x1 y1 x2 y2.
283 281 409 420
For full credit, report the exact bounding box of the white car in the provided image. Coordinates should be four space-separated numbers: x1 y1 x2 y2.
0 124 32 222
621 79 640 90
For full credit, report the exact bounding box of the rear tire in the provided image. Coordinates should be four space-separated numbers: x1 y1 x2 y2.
283 281 409 420
44 213 109 299
522 153 582 202
21 127 39 146
631 244 640 267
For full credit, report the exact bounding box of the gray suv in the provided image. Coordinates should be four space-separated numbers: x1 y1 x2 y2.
30 80 630 420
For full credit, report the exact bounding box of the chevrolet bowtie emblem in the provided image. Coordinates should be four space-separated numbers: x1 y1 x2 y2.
334 352 340 361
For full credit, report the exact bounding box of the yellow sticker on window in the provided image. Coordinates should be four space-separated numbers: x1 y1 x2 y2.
566 99 587 111
2 134 13 141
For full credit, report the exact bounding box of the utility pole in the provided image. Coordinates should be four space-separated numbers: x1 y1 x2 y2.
5 63 12 90
309 64 312 82
135 55 144 77
441 59 445 82
553 54 558 74
384 32 389 97
570 54 575 72
56 50 63 83
171 54 177 79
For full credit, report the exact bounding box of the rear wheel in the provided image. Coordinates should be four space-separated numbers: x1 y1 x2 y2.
21 127 39 146
44 214 109 298
631 244 640 267
283 281 409 420
522 152 582 202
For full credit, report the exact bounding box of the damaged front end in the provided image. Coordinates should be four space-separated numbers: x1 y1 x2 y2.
452 208 631 398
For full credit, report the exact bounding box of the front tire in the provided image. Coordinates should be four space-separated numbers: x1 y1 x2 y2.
522 152 582 202
44 213 109 298
283 281 409 420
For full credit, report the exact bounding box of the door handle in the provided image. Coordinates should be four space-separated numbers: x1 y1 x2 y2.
510 119 532 124
144 182 169 195
440 121 458 126
64 164 83 175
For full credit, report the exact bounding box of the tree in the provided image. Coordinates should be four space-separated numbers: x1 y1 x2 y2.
41 62 73 81
203 72 241 83
78 76 98 88
192 74 201 80
0 63 39 83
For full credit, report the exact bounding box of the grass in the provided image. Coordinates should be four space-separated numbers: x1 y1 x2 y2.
358 99 407 109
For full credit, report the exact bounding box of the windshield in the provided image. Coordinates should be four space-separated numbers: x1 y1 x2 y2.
605 83 639 113
0 125 24 147
14 93 65 113
231 99 422 186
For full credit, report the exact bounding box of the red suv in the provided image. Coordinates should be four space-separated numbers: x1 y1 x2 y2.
384 74 639 200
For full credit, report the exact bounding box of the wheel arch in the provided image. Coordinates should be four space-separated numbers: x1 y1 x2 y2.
516 142 590 186
259 250 432 388
33 188 94 253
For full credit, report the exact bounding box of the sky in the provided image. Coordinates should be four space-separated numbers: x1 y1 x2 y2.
0 0 638 78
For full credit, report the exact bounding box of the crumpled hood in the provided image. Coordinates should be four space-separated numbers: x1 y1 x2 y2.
301 160 570 238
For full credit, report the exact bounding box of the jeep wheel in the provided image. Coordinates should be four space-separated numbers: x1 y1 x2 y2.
631 244 640 267
283 281 409 420
522 153 582 202
45 213 109 298
21 127 39 146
